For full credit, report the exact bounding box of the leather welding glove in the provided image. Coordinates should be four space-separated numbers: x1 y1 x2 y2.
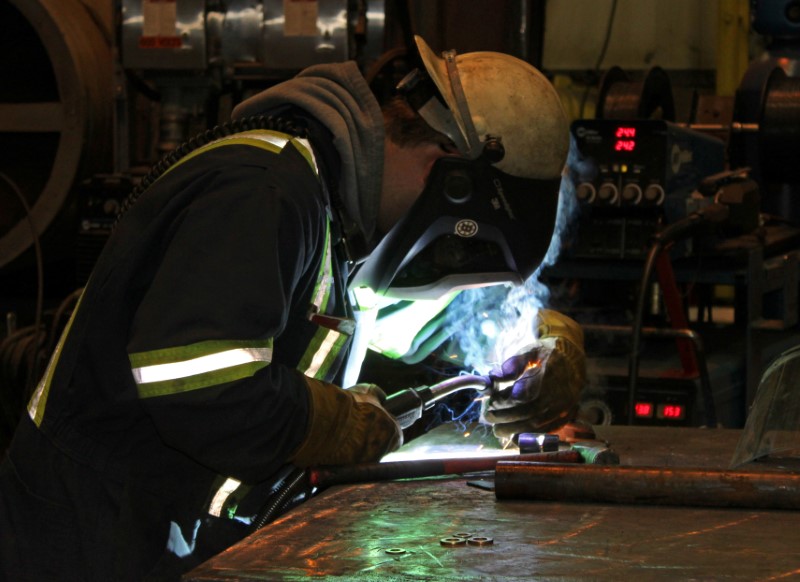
289 378 403 467
482 309 586 440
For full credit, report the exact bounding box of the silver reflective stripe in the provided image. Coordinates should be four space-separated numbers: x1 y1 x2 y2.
208 477 242 518
304 329 339 378
237 131 290 149
132 347 273 384
293 137 318 174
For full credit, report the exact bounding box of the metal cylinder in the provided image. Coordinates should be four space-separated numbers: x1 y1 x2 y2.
1 0 113 268
495 461 800 510
759 67 800 182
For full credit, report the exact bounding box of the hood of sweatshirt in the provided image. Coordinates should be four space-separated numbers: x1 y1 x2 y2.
232 61 385 243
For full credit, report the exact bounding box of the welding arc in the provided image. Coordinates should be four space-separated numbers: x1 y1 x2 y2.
495 462 800 510
308 450 581 488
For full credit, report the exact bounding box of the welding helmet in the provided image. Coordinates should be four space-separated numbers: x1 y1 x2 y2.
351 36 569 301
730 344 800 469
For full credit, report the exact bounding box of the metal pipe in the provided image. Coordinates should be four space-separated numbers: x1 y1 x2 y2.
309 450 581 489
495 461 800 510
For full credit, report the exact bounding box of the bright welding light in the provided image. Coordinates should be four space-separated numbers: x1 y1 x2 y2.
480 319 499 339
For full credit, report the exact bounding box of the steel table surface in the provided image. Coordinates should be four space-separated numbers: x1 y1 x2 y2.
185 425 800 581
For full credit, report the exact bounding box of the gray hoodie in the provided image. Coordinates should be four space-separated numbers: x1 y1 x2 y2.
231 61 385 243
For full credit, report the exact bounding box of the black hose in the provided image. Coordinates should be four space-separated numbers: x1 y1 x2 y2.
251 468 310 532
115 115 308 226
628 207 728 425
627 240 664 424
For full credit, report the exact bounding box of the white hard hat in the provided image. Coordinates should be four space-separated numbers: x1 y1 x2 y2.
412 35 569 180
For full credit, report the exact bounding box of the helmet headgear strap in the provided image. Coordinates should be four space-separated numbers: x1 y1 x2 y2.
442 50 483 159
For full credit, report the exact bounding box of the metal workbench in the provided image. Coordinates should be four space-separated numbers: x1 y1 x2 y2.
186 425 800 581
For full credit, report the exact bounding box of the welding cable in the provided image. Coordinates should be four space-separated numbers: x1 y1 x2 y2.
0 325 45 437
251 468 311 532
627 238 675 426
0 171 45 398
0 290 82 435
0 172 44 422
628 206 728 425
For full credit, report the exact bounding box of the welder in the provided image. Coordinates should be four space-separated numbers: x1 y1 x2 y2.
0 36 584 581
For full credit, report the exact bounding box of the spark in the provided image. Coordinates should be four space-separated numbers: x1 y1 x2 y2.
525 360 541 372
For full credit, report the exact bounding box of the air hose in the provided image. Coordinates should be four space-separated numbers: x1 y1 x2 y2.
115 114 309 225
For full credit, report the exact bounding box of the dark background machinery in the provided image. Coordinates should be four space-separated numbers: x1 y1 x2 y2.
2 0 800 451
0 0 549 450
542 17 800 431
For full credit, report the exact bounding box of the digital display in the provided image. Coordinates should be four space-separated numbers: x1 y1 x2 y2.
614 126 637 152
634 402 653 418
657 403 685 420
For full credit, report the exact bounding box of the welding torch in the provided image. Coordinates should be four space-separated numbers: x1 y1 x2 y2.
385 373 498 429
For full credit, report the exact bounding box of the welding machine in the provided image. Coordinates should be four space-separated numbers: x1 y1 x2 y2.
568 119 726 259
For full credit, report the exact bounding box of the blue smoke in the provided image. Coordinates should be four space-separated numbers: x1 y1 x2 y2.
445 141 582 374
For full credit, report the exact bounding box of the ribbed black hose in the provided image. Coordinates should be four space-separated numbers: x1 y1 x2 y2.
115 115 308 226
251 468 310 532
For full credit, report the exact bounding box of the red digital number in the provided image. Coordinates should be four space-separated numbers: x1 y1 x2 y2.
615 126 636 138
634 402 653 417
614 140 636 152
662 404 683 419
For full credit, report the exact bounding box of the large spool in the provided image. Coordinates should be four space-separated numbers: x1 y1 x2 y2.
596 66 676 121
758 67 800 182
0 0 113 269
596 63 800 185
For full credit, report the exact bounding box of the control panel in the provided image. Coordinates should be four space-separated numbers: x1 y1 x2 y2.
567 119 726 258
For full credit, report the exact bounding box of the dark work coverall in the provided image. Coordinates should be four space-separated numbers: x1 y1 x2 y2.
0 122 356 580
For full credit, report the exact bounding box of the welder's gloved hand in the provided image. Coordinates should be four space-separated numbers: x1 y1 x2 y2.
482 309 586 440
289 378 402 467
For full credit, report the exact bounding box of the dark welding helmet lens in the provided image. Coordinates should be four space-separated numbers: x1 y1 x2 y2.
351 156 560 300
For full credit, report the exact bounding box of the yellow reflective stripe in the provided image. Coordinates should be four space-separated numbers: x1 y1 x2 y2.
161 130 290 177
208 477 241 518
130 339 274 398
298 327 348 380
157 131 321 182
28 292 86 427
310 219 333 313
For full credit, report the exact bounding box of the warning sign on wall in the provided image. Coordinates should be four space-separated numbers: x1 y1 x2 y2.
284 0 318 37
139 0 182 49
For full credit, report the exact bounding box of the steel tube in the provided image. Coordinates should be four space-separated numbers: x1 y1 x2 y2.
495 461 800 510
309 450 581 488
